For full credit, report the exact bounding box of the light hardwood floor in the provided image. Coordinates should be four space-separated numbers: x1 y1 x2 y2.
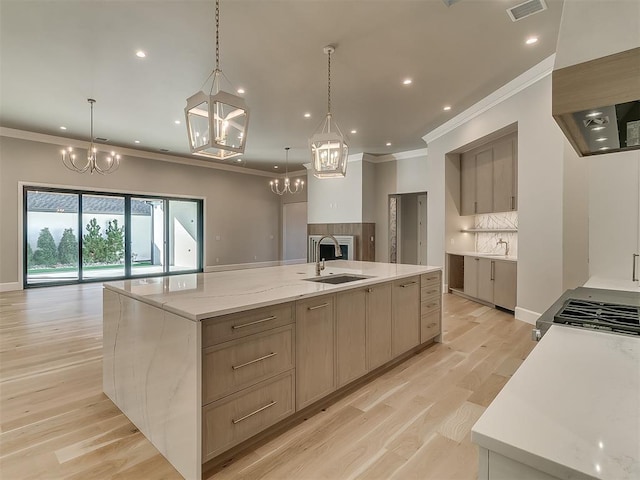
0 283 536 480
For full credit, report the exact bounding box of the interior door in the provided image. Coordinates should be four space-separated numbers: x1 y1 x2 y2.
282 202 307 262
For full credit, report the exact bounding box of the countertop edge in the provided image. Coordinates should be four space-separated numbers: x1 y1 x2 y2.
446 251 517 262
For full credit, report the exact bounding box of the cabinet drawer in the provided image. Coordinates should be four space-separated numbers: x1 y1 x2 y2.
203 325 294 405
421 310 441 342
203 303 293 347
202 371 295 461
421 272 441 289
421 294 441 315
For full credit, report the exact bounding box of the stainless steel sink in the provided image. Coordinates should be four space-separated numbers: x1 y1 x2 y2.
303 274 371 284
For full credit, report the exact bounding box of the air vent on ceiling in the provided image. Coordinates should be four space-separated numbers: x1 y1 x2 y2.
159 149 170 152
441 0 463 7
94 137 109 143
507 0 547 22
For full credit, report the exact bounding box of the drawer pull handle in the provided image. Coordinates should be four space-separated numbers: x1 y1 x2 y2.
232 352 278 370
400 281 418 288
232 316 277 330
308 303 329 311
426 289 438 295
232 400 277 424
429 322 437 327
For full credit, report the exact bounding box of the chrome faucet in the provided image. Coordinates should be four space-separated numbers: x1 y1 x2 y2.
315 234 343 276
497 238 509 256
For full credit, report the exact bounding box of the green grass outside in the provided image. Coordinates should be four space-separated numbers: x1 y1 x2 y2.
28 261 152 274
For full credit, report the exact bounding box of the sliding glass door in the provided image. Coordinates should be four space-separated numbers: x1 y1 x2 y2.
24 187 203 287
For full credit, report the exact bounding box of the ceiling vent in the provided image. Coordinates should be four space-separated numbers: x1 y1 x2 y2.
159 149 170 153
94 137 109 143
507 0 547 22
441 0 463 7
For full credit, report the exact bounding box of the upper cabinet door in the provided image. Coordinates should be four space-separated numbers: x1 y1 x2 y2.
475 148 494 214
493 136 516 213
460 152 477 216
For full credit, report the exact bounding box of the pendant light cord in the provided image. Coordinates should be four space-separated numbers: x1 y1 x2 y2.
215 0 220 70
327 50 331 114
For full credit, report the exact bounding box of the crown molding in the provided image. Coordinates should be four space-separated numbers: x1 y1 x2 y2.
0 127 277 178
422 54 556 145
369 148 429 163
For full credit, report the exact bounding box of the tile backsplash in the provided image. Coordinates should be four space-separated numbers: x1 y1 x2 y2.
475 212 518 257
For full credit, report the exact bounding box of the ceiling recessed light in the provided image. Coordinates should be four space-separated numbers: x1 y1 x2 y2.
443 105 452 111
274 165 279 169
586 111 603 118
351 130 357 134
237 88 245 94
60 126 67 130
525 37 538 45
134 140 141 144
595 137 608 142
591 126 605 131
386 142 392 146
237 158 243 163
304 113 311 118
174 120 181 125
599 146 610 151
136 50 146 58
403 78 412 85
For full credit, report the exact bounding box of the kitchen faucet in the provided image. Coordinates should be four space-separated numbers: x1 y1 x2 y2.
497 238 509 256
315 234 342 276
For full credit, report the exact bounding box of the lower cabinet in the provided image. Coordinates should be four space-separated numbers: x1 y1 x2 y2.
461 255 517 311
202 371 295 461
336 289 367 387
366 283 393 370
421 271 442 342
391 276 421 356
493 261 517 310
295 295 336 410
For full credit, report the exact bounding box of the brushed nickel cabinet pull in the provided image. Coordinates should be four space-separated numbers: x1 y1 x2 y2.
232 400 277 424
232 316 277 330
367 288 373 293
232 352 277 370
308 303 329 311
426 289 438 295
400 281 418 288
510 196 515 210
491 261 495 281
474 201 477 214
633 253 639 282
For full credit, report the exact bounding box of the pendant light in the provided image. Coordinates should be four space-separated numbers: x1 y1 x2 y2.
61 99 120 175
270 147 304 195
309 45 348 178
185 0 249 160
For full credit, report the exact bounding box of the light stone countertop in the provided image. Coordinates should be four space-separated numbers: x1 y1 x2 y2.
446 251 517 262
104 260 441 321
472 325 640 480
583 275 640 293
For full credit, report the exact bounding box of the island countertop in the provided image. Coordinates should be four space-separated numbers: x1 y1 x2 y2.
472 325 640 480
103 260 442 321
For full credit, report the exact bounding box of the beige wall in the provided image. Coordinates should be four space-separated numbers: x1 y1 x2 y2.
373 161 397 262
0 135 282 286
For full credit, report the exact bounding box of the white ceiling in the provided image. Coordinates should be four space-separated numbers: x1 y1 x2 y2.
0 0 563 173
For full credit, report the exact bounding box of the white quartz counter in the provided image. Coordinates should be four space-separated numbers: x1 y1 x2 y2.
472 326 640 480
446 251 517 262
104 260 441 321
583 275 640 293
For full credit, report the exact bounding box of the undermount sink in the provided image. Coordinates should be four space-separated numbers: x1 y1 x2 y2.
303 274 371 285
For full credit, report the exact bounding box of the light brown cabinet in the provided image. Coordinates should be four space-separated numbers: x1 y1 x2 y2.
460 133 517 215
366 283 393 370
460 255 516 311
391 276 421 356
295 295 336 410
420 271 442 342
336 289 367 387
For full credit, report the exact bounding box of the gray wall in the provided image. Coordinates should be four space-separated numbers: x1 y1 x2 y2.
0 135 282 285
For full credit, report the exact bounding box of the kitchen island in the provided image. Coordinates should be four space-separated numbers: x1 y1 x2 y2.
472 325 640 480
103 260 443 480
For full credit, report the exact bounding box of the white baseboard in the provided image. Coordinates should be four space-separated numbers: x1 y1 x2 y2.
205 259 307 273
515 306 540 325
0 282 22 292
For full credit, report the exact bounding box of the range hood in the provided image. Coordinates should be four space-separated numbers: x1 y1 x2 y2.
552 1 640 157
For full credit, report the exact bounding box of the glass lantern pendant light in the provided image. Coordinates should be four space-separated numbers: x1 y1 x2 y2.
61 99 120 175
309 45 348 178
185 0 249 160
270 147 304 195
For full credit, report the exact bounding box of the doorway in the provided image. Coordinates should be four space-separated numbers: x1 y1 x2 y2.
282 202 307 262
389 192 427 265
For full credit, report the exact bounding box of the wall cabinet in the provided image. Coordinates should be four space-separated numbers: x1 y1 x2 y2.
391 276 421 356
460 255 517 311
460 133 517 215
296 295 336 409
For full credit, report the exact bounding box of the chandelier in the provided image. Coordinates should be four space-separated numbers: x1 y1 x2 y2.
270 147 304 195
185 0 249 160
309 45 348 178
61 99 120 175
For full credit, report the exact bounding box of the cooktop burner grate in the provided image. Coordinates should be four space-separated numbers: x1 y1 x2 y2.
554 299 640 335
